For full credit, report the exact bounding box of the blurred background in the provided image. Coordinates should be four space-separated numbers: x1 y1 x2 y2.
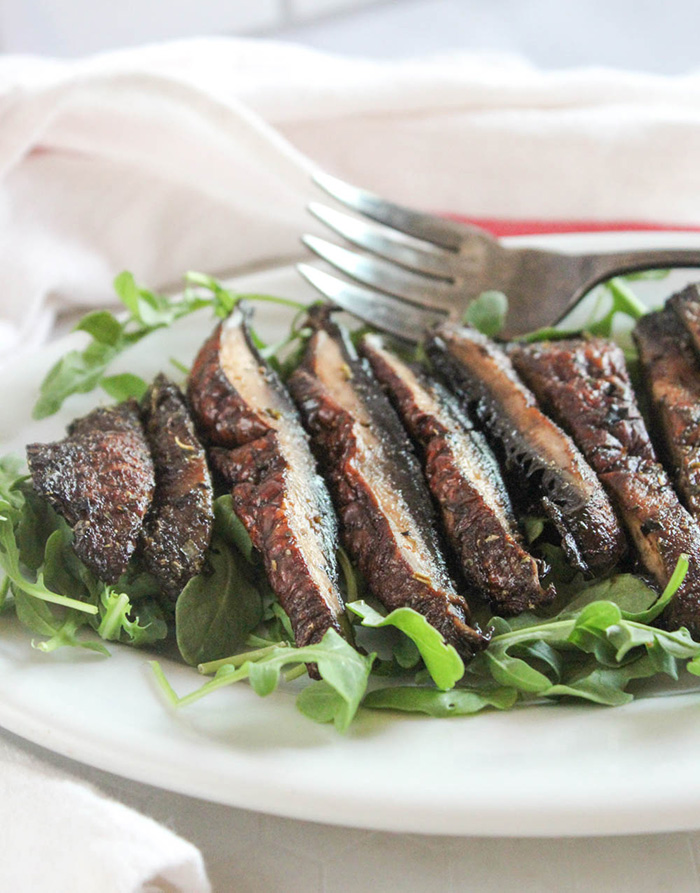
0 0 696 73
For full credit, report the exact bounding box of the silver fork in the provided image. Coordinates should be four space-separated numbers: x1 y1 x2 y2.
298 171 700 340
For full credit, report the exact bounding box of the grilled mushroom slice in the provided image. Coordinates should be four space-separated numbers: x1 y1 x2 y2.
427 324 625 577
606 465 700 636
288 314 487 660
634 309 700 519
509 338 657 473
26 401 155 583
669 283 700 358
511 336 700 637
360 333 553 615
188 306 347 648
140 374 214 602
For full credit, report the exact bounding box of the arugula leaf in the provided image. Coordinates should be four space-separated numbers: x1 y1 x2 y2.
543 663 646 706
462 291 508 336
213 495 256 564
448 559 697 709
562 574 659 618
75 310 124 344
184 271 307 315
12 583 107 655
8 521 106 654
41 526 92 606
175 534 263 666
392 634 421 669
347 600 464 690
522 515 547 545
12 587 68 638
100 373 149 402
34 271 312 419
244 582 295 649
33 274 209 419
296 680 349 723
0 463 97 616
337 546 363 603
33 344 119 419
151 628 375 731
175 495 265 664
563 560 684 625
33 613 108 655
96 589 167 646
363 685 517 716
13 485 56 573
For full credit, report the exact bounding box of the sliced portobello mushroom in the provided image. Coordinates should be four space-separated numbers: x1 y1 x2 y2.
511 335 700 637
427 324 626 577
509 337 657 475
139 374 214 602
360 333 553 615
288 312 487 661
669 283 700 359
188 306 347 649
602 460 700 636
634 308 700 519
26 401 155 583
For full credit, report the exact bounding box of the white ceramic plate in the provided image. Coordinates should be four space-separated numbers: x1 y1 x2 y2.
4 236 700 839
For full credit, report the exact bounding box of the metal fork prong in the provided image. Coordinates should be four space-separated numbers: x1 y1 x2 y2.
309 202 456 281
313 170 483 252
297 264 443 342
302 235 456 310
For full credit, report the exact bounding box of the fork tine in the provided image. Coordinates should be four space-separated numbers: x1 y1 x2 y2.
303 235 456 310
297 264 444 342
313 171 483 251
309 202 456 280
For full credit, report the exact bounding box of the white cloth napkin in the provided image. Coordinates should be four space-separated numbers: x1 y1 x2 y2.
3 36 700 891
0 735 209 893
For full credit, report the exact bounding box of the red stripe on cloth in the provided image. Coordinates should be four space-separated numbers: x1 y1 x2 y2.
446 216 700 238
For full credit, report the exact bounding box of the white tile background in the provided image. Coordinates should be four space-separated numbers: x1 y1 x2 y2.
272 0 700 73
0 0 380 57
0 0 698 74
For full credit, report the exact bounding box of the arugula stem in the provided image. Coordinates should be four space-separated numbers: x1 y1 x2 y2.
16 579 98 615
148 661 181 707
198 643 284 675
259 331 299 360
236 293 308 312
606 277 647 319
177 664 252 707
97 592 130 639
33 615 109 654
169 357 190 376
284 664 308 682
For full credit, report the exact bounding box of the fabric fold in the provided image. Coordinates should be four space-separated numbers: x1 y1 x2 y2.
0 736 210 893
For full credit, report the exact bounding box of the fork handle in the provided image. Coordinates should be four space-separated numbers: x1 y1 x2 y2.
579 248 700 293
